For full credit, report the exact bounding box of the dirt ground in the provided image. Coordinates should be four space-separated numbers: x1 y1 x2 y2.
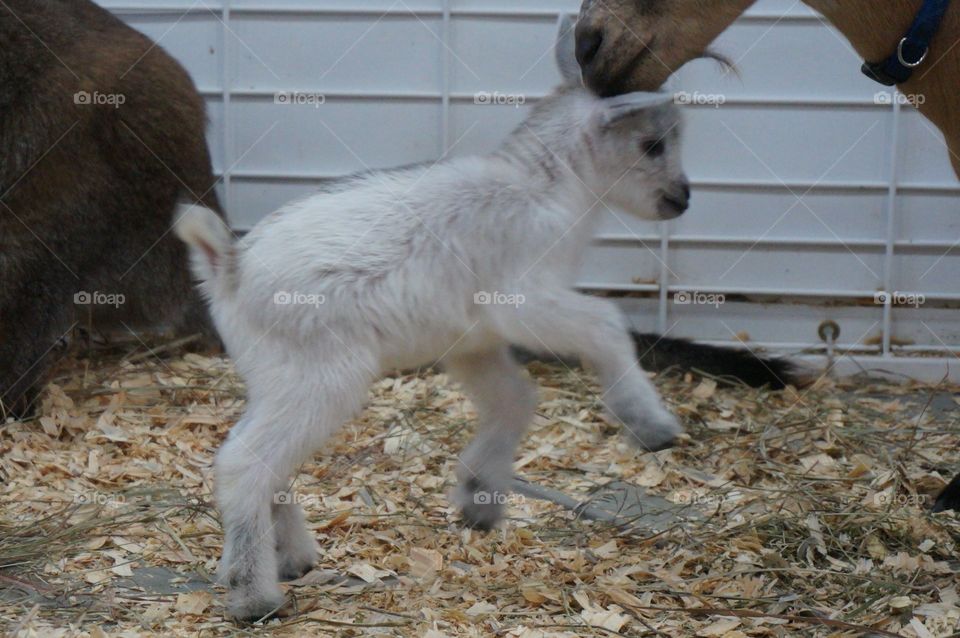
1 338 959 637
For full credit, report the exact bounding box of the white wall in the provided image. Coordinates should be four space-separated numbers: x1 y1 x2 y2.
100 0 960 378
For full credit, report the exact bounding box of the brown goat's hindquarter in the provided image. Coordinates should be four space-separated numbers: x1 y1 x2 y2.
0 0 223 416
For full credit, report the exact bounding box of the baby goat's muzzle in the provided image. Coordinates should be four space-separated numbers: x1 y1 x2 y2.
658 178 690 219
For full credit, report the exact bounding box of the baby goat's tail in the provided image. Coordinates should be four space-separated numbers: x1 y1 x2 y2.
174 203 235 293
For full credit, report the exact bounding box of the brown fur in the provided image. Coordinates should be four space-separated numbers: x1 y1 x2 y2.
0 0 223 417
577 0 960 177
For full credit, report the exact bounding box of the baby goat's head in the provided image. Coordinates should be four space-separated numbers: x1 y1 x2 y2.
582 91 689 220
515 15 690 221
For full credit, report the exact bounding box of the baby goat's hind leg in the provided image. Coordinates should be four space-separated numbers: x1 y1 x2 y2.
273 499 316 581
493 291 681 452
444 347 538 531
215 357 372 621
215 406 286 621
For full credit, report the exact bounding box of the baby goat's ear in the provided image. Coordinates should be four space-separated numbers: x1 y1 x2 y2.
555 14 581 86
597 91 675 128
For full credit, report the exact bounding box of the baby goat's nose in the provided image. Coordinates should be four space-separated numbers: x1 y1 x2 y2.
659 179 691 219
575 25 604 69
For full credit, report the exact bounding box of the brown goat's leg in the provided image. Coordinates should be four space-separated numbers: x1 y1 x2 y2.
0 270 76 418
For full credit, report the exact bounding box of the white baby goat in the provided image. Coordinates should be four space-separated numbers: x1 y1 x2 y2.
176 17 690 621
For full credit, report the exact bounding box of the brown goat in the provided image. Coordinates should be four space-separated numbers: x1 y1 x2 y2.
0 0 223 417
575 0 960 178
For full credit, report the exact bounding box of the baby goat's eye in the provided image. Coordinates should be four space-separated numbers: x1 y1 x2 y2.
642 139 665 157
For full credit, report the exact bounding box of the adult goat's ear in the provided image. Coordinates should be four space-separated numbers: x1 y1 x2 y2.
555 14 581 86
598 91 674 127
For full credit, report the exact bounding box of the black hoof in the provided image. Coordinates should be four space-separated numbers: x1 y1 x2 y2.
932 473 960 512
457 477 505 531
278 561 314 582
639 436 676 453
460 515 497 532
229 600 286 624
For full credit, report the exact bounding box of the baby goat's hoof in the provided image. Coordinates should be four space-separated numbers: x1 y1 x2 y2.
460 510 500 532
227 589 286 623
277 556 315 582
640 434 677 453
608 400 682 453
454 477 506 531
276 534 317 581
628 416 681 452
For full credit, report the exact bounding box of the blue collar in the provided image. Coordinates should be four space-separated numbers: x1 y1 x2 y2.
862 0 952 86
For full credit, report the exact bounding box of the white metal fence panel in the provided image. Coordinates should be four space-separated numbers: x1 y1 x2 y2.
98 0 960 378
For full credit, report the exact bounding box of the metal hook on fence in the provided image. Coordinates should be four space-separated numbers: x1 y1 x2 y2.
818 320 841 375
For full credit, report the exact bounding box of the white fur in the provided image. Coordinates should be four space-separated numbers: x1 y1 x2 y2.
173 203 233 285
177 27 690 620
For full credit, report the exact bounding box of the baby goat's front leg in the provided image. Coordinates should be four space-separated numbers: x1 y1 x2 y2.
495 290 681 451
444 347 538 530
